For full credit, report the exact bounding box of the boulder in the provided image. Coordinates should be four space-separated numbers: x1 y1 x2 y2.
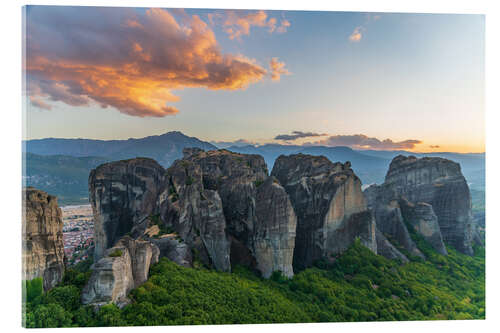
82 236 159 306
271 154 376 271
22 187 65 291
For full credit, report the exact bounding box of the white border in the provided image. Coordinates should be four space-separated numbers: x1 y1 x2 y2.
2 1 499 333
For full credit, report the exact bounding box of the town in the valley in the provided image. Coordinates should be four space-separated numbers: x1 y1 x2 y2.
61 205 94 265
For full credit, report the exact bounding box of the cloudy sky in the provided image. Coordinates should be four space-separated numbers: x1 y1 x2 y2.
24 6 484 152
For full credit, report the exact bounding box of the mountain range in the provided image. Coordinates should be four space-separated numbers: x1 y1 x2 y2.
23 131 485 207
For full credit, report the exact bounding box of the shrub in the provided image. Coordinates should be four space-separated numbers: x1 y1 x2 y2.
108 249 123 257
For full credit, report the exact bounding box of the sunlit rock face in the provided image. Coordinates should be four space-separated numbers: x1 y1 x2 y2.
89 158 166 261
23 187 65 291
272 154 376 271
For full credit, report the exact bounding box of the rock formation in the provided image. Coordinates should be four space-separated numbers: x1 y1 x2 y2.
365 155 475 256
399 199 447 255
159 155 231 272
364 186 424 259
169 149 296 278
22 187 65 291
254 177 296 278
271 154 377 271
88 149 389 288
375 229 409 263
82 236 159 307
89 158 166 261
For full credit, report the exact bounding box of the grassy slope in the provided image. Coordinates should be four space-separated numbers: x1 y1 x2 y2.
24 238 485 327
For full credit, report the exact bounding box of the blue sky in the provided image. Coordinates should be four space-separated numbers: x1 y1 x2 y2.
24 7 484 152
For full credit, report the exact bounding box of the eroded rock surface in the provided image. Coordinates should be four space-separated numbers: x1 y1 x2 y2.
89 158 166 261
399 199 447 255
271 154 376 271
82 236 159 306
375 229 409 263
364 186 424 259
23 187 65 291
254 177 296 278
385 155 474 255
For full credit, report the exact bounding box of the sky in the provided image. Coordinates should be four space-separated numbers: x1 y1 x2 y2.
23 6 485 153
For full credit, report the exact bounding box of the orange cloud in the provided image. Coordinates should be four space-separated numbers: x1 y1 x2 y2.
269 57 291 81
25 7 283 117
276 19 291 33
349 26 364 42
208 10 290 40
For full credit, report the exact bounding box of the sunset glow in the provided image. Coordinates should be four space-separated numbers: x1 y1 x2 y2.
24 7 484 153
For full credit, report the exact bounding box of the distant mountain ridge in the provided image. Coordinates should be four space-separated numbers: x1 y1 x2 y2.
23 131 485 208
24 131 217 167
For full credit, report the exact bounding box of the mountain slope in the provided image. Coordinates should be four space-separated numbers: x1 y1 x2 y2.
24 131 217 168
24 153 110 205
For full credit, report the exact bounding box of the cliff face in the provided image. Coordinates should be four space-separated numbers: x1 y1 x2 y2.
385 155 474 255
364 186 424 259
271 155 376 271
23 187 65 291
160 156 231 272
365 155 475 256
169 149 296 277
254 177 296 278
89 158 166 261
87 149 383 295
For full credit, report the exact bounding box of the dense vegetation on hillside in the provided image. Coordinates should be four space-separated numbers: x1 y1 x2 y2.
23 237 485 327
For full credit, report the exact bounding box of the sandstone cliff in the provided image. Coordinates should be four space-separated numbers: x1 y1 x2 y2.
271 155 376 271
23 187 65 291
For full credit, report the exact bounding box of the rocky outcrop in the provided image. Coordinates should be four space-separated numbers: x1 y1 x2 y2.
89 158 166 261
159 156 231 271
271 154 376 271
375 229 409 263
22 187 65 291
364 186 424 259
384 155 474 255
165 149 296 278
254 177 296 278
82 236 159 306
365 155 475 256
399 199 447 255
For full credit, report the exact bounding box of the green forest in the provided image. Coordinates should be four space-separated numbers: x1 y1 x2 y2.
23 235 485 328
